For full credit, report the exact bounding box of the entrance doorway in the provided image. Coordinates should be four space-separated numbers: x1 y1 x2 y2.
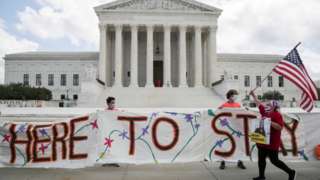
153 61 163 87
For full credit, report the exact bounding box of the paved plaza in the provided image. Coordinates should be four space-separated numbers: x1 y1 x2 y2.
0 161 319 180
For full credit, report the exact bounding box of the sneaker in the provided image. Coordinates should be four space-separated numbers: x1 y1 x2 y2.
289 170 296 180
219 161 226 170
252 176 266 180
237 160 246 169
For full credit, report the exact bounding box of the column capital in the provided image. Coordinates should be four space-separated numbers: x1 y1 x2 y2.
114 24 123 30
130 24 138 31
194 25 203 31
208 25 218 32
163 24 172 30
146 24 154 31
179 25 187 31
99 23 107 30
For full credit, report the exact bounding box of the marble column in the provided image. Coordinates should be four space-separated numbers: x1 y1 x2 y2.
208 26 218 86
130 25 138 87
179 25 187 87
164 25 171 87
194 26 203 87
114 24 123 87
146 25 154 87
99 23 107 86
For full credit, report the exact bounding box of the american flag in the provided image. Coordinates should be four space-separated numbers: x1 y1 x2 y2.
273 48 318 112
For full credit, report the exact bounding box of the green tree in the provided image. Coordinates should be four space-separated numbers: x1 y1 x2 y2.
0 83 52 100
262 90 284 101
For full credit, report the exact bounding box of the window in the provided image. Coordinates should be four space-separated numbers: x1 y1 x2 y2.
73 94 78 100
73 74 79 86
23 74 29 86
244 75 250 87
268 76 273 87
234 75 238 80
256 76 261 87
48 74 54 86
258 95 262 100
61 94 65 100
36 74 41 86
279 76 284 87
61 74 66 86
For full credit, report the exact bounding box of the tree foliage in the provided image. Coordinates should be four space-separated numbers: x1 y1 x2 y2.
0 83 52 100
262 90 284 101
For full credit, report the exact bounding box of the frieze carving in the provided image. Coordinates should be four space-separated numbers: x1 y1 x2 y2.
105 0 209 11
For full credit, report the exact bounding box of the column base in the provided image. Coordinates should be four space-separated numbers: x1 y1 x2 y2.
178 84 188 88
145 83 154 88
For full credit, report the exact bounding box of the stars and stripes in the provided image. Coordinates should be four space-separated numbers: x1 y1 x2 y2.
273 48 318 112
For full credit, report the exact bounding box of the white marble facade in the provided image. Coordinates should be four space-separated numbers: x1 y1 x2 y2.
95 0 221 88
3 0 301 107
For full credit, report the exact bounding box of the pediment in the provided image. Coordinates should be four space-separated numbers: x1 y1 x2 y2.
95 0 222 13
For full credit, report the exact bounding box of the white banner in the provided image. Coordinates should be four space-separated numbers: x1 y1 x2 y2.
0 109 318 168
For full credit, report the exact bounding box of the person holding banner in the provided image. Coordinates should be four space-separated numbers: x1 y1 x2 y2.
218 89 246 170
103 96 120 167
250 91 296 180
105 96 117 111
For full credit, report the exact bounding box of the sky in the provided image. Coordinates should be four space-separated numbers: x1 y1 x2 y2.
0 0 320 84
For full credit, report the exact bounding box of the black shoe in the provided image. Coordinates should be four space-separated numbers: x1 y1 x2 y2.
252 176 266 180
102 163 120 167
219 161 226 170
289 170 296 180
237 160 246 169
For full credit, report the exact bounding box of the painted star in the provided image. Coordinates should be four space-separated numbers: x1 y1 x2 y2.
17 124 27 133
235 131 242 138
142 126 149 136
39 129 48 137
216 140 224 148
2 134 11 143
90 119 99 129
104 138 114 148
220 118 229 127
185 114 193 123
39 143 49 155
119 130 128 140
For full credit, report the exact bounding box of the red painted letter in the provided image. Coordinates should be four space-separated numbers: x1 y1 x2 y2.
152 117 179 151
212 112 236 157
236 114 257 156
52 122 69 161
32 124 52 163
9 124 33 163
69 116 89 160
118 116 148 155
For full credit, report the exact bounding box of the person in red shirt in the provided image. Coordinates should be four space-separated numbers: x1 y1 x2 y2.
250 91 296 180
218 89 246 170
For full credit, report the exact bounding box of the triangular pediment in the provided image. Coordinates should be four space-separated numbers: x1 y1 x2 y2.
95 0 222 13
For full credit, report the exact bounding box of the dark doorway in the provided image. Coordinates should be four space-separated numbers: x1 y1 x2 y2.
153 61 163 87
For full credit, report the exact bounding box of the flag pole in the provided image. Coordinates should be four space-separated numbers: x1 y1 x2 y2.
251 42 302 93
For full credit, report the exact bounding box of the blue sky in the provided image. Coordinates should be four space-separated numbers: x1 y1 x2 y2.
1 0 320 85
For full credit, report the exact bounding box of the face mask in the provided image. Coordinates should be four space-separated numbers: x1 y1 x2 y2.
230 95 238 102
265 103 273 113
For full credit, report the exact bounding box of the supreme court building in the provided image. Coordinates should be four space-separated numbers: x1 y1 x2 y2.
4 0 300 107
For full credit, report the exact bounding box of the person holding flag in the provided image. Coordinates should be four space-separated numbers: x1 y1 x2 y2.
250 90 296 180
248 43 318 180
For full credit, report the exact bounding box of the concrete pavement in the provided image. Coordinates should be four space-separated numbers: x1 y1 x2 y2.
0 161 319 180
